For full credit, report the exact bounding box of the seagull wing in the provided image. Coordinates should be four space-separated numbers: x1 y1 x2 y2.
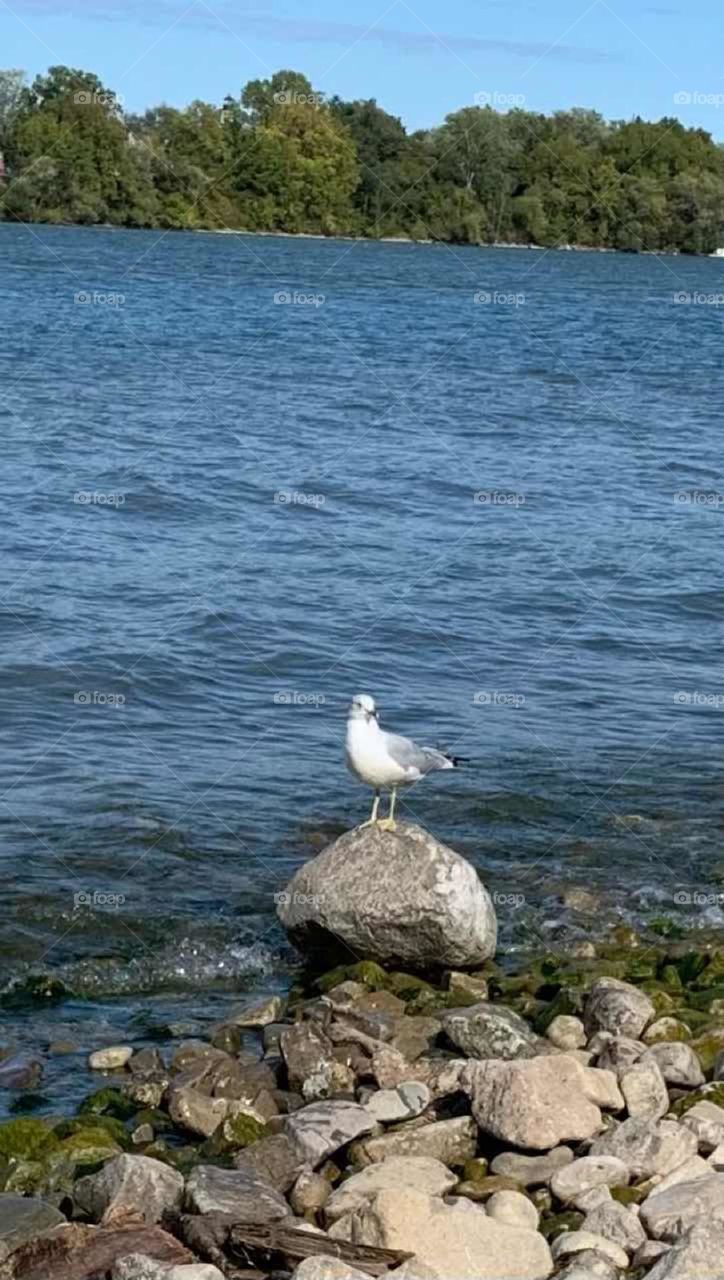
381 731 456 775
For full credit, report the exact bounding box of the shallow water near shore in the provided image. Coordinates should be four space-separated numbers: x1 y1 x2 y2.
1 223 723 1117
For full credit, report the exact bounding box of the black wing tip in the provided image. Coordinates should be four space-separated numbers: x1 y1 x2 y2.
450 755 469 767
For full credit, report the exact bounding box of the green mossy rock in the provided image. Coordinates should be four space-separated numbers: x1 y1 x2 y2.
0 1118 59 1161
694 950 724 988
689 1028 724 1071
676 1009 714 1034
660 964 684 992
77 1087 137 1120
638 984 677 1016
316 961 389 994
671 951 710 987
454 1175 524 1201
462 1157 489 1183
387 972 436 1000
643 1017 691 1044
53 1115 129 1147
624 955 659 983
688 986 724 1012
404 988 478 1015
131 1107 173 1133
200 1112 268 1156
540 1211 584 1241
58 1127 122 1166
670 1082 724 1116
611 1184 647 1206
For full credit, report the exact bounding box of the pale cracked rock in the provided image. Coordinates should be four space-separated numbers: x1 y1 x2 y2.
584 979 655 1041
276 821 497 969
594 1036 645 1079
441 1003 541 1060
639 1174 724 1241
642 1043 705 1090
486 1189 539 1231
551 1231 629 1270
340 1186 553 1280
582 1201 646 1254
286 1100 376 1166
547 1016 586 1051
680 1100 724 1153
352 1116 476 1168
463 1055 603 1151
292 1259 371 1280
365 1082 431 1124
633 1241 671 1268
325 1156 457 1223
490 1146 574 1188
620 1058 669 1121
555 1257 619 1280
88 1045 134 1070
551 1156 629 1205
576 1065 624 1111
167 1086 229 1138
646 1223 724 1280
73 1154 184 1225
590 1118 697 1179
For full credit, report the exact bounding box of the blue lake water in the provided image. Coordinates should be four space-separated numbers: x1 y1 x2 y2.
1 223 723 1112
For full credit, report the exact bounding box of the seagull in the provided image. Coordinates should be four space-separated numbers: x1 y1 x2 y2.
345 693 464 831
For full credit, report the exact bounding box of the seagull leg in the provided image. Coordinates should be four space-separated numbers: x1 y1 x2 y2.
377 787 398 832
359 790 381 828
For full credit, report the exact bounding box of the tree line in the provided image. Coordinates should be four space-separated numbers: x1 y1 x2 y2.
1 64 723 253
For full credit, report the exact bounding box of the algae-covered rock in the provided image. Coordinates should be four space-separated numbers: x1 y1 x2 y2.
462 1157 489 1183
200 1111 268 1156
53 1115 129 1147
454 1174 524 1202
539 1211 584 1241
643 1017 691 1044
78 1086 136 1120
58 1126 122 1168
316 961 390 994
690 1029 724 1073
0 1119 59 1161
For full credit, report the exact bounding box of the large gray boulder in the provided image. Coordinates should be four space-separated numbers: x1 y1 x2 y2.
640 1174 724 1241
462 1056 603 1151
646 1223 724 1279
441 1003 541 1060
73 1154 183 1225
0 1195 65 1263
276 822 496 969
185 1165 288 1219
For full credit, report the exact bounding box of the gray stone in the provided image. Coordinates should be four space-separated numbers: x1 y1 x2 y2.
166 1267 226 1280
167 1085 229 1137
590 1117 697 1179
325 1156 457 1222
649 1156 711 1197
352 1116 476 1168
441 1003 540 1060
281 1024 336 1095
551 1231 629 1269
554 1256 618 1280
292 1259 371 1280
632 1241 671 1268
582 1201 646 1254
226 995 286 1027
551 1156 629 1204
486 1189 539 1231
446 972 489 1000
463 1056 603 1151
365 1082 431 1124
0 1195 65 1263
577 1065 624 1111
185 1164 288 1220
0 1053 43 1089
339 1185 553 1279
639 1174 724 1241
585 979 655 1041
680 1101 724 1152
646 1223 724 1279
643 1043 705 1090
620 1058 669 1121
112 1256 167 1280
89 1044 133 1070
286 1100 376 1166
73 1154 183 1225
233 1132 306 1192
490 1147 574 1188
277 822 497 969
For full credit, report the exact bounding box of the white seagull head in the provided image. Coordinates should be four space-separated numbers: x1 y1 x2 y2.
349 693 378 723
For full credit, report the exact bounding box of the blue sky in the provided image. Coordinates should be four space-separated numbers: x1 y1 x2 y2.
2 0 724 136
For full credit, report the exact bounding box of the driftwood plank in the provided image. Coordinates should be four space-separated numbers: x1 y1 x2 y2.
229 1222 412 1276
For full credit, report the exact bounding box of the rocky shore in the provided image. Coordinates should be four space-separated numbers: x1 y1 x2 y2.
3 822 724 1279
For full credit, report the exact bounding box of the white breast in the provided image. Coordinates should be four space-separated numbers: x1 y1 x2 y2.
345 719 409 787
